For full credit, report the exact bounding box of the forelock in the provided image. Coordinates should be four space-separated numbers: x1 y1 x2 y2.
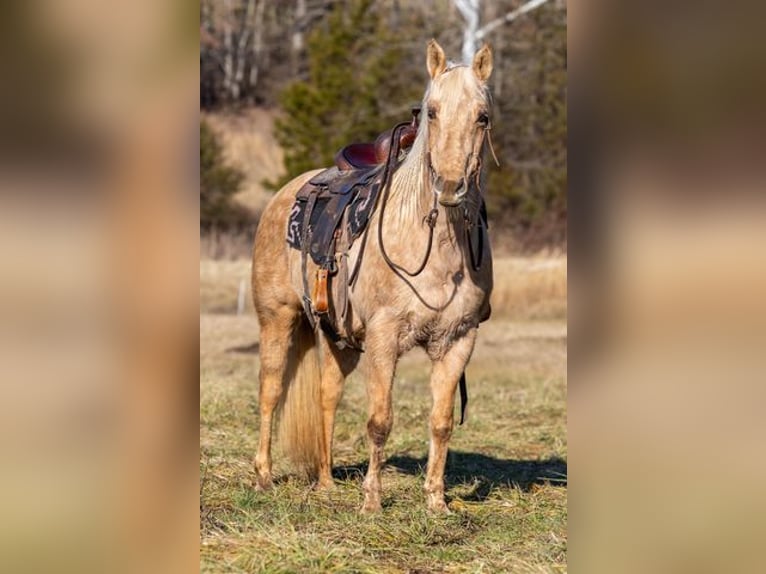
425 65 488 109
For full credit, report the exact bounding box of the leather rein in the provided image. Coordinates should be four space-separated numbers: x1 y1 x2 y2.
376 120 491 278
342 118 491 426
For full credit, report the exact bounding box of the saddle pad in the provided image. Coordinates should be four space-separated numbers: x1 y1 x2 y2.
286 194 343 268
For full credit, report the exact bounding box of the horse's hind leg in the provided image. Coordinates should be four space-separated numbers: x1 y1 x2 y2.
316 336 359 489
425 330 477 512
253 307 296 490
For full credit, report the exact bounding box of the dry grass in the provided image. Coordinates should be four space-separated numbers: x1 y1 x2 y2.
201 229 257 261
199 255 566 321
491 256 567 320
200 313 566 573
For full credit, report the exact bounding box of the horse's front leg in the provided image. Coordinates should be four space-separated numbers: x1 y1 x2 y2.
361 321 398 513
425 329 477 512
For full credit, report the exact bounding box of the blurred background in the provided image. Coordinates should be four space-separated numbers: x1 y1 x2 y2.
0 2 198 573
199 0 567 257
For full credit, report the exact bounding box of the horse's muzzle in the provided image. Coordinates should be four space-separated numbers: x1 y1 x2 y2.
433 176 467 207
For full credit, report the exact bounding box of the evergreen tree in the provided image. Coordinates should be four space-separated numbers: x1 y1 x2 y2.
200 119 246 227
268 0 424 189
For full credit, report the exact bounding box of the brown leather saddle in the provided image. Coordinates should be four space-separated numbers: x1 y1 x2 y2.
334 116 419 171
285 108 421 348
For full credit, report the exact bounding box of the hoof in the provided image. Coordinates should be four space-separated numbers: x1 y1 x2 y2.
428 502 451 514
426 495 451 514
253 474 273 492
361 495 382 514
315 478 336 491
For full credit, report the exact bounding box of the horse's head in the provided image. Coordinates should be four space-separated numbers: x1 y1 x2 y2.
424 40 493 207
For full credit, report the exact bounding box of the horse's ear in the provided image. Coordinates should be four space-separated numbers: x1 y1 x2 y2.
426 39 447 79
472 43 493 83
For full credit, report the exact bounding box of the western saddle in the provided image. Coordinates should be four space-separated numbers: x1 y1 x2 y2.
334 112 419 171
286 107 421 349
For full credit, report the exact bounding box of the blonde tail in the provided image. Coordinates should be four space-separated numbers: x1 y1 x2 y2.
276 318 324 480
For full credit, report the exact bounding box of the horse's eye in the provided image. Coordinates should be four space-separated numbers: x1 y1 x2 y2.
427 108 437 121
477 112 489 126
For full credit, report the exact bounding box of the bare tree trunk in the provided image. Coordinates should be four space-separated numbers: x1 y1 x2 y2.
292 0 306 53
475 0 553 42
232 0 257 101
292 0 307 71
249 0 267 94
222 0 235 99
390 0 401 29
486 0 502 98
454 0 554 65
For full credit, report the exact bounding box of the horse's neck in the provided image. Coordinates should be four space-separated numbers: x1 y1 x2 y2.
383 149 471 274
386 151 432 227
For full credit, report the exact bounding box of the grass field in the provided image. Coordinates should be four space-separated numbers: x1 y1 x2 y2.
200 256 567 573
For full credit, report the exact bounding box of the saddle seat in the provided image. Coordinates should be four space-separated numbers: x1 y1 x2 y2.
335 142 378 170
334 106 420 171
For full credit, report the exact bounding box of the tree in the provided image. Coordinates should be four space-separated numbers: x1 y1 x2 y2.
485 0 567 246
268 0 425 188
200 0 274 106
200 119 246 227
454 0 555 64
201 0 334 108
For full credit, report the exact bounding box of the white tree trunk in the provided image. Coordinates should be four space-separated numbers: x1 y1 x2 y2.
454 0 480 65
292 0 307 54
475 0 553 42
454 0 554 64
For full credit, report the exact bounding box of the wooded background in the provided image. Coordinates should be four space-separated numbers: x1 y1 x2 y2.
200 0 566 249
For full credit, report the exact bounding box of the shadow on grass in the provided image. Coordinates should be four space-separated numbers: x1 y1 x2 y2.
333 451 566 501
227 341 259 354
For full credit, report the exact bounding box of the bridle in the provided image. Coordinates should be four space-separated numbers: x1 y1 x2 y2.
376 111 492 278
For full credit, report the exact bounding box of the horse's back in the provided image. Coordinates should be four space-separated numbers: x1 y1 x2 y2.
251 169 324 321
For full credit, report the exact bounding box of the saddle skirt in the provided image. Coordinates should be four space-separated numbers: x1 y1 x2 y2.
286 164 384 268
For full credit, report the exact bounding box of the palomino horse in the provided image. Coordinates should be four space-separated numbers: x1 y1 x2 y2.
251 40 494 512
